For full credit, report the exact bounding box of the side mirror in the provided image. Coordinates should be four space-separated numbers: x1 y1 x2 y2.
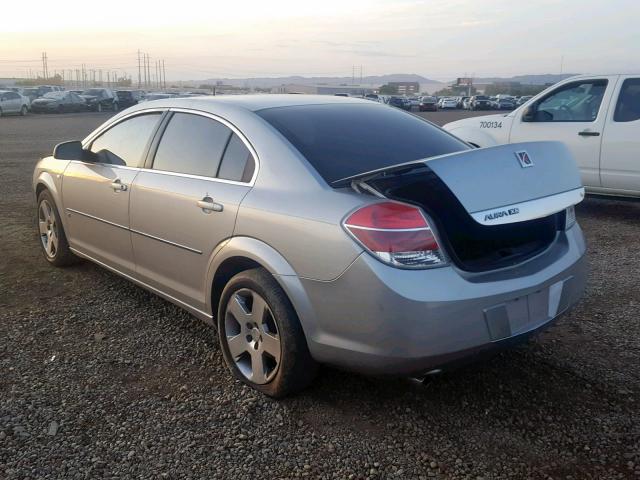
53 140 87 160
521 105 536 122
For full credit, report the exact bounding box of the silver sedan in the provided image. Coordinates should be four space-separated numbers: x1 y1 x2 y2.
33 95 587 397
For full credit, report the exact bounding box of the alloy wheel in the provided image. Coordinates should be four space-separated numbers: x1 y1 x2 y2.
38 200 58 258
223 288 281 384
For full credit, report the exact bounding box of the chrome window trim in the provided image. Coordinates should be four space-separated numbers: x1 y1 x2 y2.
165 107 259 185
79 107 259 187
81 108 166 147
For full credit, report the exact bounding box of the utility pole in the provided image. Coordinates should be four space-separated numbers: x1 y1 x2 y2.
147 53 151 86
137 50 141 88
162 59 166 89
560 55 564 74
42 52 46 79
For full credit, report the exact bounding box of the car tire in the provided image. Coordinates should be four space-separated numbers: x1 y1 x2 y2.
217 267 318 398
37 190 78 267
20 105 27 116
57 105 63 114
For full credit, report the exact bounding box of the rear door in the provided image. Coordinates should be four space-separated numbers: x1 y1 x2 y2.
129 110 256 312
62 111 163 276
600 76 640 194
509 77 615 189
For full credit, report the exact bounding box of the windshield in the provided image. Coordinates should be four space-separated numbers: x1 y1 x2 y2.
476 96 489 100
257 103 469 185
43 92 66 99
82 89 103 96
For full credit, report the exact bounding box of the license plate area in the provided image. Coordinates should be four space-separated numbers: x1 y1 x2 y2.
483 278 571 341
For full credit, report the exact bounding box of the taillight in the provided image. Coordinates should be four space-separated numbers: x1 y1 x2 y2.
343 201 447 268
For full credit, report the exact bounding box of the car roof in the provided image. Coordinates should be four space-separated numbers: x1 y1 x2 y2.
129 94 372 113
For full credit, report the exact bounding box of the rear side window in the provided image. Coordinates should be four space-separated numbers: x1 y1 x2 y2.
614 78 640 122
153 113 232 177
90 113 161 167
218 133 255 182
257 103 468 184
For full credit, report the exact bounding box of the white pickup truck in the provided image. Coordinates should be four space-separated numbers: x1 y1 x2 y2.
444 74 640 198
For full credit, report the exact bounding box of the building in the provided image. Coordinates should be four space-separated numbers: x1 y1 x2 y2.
387 81 420 95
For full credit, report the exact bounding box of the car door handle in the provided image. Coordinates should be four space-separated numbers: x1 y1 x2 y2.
197 197 223 213
578 130 600 137
111 179 127 192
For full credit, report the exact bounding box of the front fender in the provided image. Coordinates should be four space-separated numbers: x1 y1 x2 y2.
33 158 71 231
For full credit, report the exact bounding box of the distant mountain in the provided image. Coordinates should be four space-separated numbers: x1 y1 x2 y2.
198 74 443 89
472 74 578 85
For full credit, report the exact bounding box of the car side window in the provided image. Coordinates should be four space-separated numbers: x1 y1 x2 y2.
532 80 608 122
218 133 255 182
613 78 640 123
152 113 232 177
90 113 162 167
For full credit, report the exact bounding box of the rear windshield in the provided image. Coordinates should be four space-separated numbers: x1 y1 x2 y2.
256 103 468 184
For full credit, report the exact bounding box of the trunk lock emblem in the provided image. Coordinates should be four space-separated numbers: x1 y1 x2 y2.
515 150 533 168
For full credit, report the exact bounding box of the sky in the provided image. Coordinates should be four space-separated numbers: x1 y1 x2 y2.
1 0 639 82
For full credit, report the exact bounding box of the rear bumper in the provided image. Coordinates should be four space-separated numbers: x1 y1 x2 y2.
288 224 587 376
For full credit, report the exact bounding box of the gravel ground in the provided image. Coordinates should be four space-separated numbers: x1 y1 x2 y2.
1 111 638 479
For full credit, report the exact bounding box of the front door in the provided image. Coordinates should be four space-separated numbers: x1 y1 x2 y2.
130 111 256 312
62 112 163 275
600 76 640 194
509 77 615 189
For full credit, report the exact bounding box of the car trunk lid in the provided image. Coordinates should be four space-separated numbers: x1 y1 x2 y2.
344 141 584 271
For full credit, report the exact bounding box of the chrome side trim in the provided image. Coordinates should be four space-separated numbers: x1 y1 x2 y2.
470 187 585 226
130 229 202 255
66 208 129 231
66 208 202 254
69 247 212 321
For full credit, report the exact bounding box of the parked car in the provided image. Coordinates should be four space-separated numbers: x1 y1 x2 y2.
116 90 144 109
517 95 533 106
444 74 640 197
388 96 411 110
33 95 586 397
439 97 458 109
31 91 87 113
364 94 382 102
0 90 29 116
457 96 469 108
80 88 118 112
407 97 421 110
462 97 472 109
419 96 438 111
495 98 515 110
139 92 176 102
21 85 62 102
470 95 493 110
